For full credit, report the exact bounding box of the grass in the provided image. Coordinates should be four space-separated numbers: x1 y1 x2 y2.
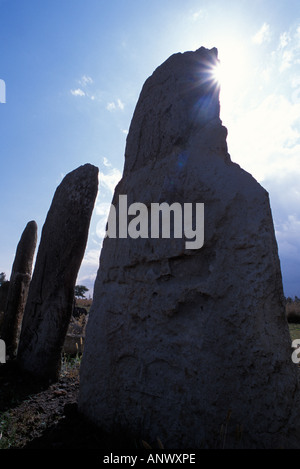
0 412 18 449
0 353 82 449
0 319 298 450
60 351 82 378
75 298 92 313
288 323 300 341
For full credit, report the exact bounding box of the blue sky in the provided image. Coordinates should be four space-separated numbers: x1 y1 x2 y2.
1 0 300 298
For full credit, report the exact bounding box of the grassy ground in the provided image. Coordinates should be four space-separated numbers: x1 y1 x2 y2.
75 298 92 312
288 323 300 341
0 355 141 450
0 319 299 450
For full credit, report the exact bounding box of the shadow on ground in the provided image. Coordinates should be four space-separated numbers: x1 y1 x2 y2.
0 361 51 413
0 360 138 450
23 402 136 450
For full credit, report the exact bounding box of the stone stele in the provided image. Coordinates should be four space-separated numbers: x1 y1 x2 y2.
78 48 300 448
0 220 37 358
17 164 98 381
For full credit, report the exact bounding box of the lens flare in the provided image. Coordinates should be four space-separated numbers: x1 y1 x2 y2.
211 61 224 86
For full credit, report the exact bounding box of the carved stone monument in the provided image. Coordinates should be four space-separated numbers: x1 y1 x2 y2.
0 220 37 358
17 164 98 381
79 48 300 448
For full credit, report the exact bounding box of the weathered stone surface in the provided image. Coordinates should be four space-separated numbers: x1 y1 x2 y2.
63 333 85 355
79 48 300 448
0 277 9 314
17 164 98 381
63 312 88 355
0 282 9 320
0 221 37 358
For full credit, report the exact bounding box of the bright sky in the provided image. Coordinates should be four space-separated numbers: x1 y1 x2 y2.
1 0 300 298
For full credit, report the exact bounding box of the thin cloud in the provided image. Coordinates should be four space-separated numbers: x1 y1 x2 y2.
252 23 271 45
276 26 300 73
76 275 96 295
103 156 112 167
227 93 300 181
99 167 122 194
81 249 100 267
80 75 93 86
95 201 111 217
192 11 203 21
94 166 122 241
279 32 291 49
95 202 111 240
189 9 205 22
70 88 85 97
106 102 116 111
106 99 125 111
280 50 294 72
77 258 99 296
70 75 98 100
117 98 124 110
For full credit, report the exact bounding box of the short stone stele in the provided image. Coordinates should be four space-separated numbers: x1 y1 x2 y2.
0 220 37 358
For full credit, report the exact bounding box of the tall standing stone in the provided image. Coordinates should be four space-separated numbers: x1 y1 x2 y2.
0 221 37 358
17 164 98 381
78 48 300 448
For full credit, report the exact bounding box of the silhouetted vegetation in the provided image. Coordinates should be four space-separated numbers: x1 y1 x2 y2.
74 285 89 299
286 297 300 323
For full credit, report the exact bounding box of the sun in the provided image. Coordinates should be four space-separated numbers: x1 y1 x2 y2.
211 61 224 86
210 57 233 93
208 46 249 115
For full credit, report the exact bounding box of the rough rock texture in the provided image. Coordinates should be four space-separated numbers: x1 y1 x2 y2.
0 279 9 314
63 333 85 356
63 312 88 355
79 48 300 448
0 221 37 358
17 164 98 381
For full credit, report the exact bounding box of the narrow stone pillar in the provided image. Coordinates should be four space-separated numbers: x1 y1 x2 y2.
17 164 98 381
0 221 37 358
